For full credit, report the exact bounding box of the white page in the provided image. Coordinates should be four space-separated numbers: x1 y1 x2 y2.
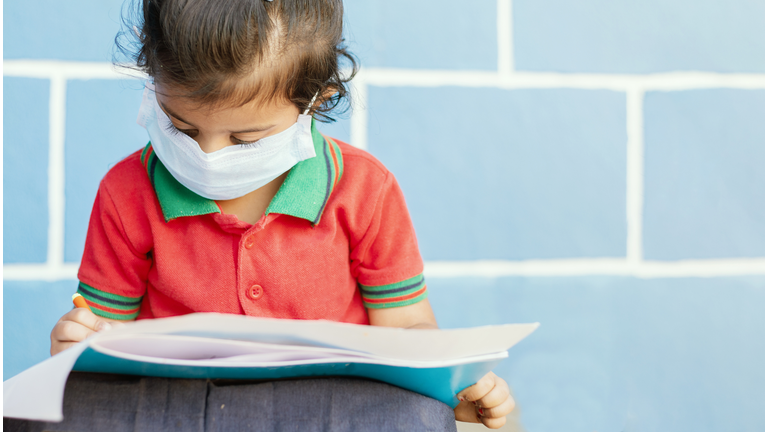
3 341 91 422
4 314 539 422
95 313 540 361
92 334 381 362
90 334 510 368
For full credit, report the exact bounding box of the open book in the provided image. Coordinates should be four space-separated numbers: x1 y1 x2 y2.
3 313 539 422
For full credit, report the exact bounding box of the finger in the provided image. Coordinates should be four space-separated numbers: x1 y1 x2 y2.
63 307 113 332
480 396 515 419
453 401 482 423
51 320 96 344
456 372 496 403
479 414 507 429
475 379 510 409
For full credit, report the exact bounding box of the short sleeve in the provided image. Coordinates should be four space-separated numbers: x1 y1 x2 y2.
351 172 427 309
76 181 152 320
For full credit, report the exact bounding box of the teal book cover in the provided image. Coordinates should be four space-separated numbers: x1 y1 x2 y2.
4 313 538 422
72 347 506 407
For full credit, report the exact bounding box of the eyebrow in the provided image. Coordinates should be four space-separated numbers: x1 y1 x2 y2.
158 101 276 134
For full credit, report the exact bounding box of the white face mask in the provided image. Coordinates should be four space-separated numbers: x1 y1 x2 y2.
136 82 316 200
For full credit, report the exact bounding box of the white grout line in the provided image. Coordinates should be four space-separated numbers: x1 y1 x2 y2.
356 68 765 91
4 258 763 281
626 88 644 264
4 264 80 281
349 78 368 150
424 258 765 278
3 60 145 80
5 61 764 91
497 0 514 74
47 77 67 269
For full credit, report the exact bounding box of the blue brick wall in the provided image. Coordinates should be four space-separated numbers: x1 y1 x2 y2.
644 89 765 259
3 0 764 430
3 0 125 61
368 87 628 260
64 79 149 262
3 78 50 263
345 0 498 70
513 0 765 73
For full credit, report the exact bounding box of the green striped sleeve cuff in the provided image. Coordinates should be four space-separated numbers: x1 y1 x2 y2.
77 282 143 320
359 274 428 309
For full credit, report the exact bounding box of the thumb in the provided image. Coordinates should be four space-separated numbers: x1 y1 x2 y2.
456 372 496 403
454 401 482 423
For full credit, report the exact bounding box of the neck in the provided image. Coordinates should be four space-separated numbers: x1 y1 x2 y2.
215 171 289 225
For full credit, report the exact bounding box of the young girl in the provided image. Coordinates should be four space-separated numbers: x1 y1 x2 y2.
49 0 515 428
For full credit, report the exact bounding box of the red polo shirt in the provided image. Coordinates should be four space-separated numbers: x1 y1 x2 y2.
76 122 427 324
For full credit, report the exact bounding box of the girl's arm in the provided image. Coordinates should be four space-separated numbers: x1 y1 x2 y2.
367 298 438 329
50 308 133 356
368 299 515 429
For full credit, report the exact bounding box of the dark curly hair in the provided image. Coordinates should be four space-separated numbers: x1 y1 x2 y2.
116 0 357 122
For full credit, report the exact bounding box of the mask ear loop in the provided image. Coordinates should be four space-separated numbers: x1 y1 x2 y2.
303 91 320 116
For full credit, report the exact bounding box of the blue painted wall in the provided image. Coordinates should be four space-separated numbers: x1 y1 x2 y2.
368 87 628 260
3 78 50 263
644 89 765 259
3 0 125 61
3 0 764 430
64 79 148 262
513 0 765 73
345 0 498 70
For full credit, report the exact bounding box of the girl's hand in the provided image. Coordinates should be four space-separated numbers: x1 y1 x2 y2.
50 308 125 356
454 372 515 429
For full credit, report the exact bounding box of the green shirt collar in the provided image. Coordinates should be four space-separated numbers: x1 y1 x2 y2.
141 120 344 225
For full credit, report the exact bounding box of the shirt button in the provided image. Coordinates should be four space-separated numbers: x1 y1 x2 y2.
247 285 263 300
244 236 255 249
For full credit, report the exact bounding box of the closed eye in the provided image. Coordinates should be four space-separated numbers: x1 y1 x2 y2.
231 136 259 145
163 122 198 138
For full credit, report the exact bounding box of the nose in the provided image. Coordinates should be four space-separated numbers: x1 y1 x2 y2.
194 135 231 154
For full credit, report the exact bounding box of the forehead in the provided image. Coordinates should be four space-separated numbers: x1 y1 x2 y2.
156 81 292 112
154 81 298 126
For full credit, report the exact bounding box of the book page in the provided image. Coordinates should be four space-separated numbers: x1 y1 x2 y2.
4 313 539 422
90 333 510 367
95 313 540 361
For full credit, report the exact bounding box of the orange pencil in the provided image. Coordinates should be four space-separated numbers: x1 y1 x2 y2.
72 293 92 311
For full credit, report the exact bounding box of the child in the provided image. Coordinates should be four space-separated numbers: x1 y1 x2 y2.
49 0 515 428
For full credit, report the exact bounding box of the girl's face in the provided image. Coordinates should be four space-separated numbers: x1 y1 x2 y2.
155 83 301 154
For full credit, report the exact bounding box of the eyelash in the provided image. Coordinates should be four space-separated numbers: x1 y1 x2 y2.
163 122 258 146
163 121 190 138
232 136 259 146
